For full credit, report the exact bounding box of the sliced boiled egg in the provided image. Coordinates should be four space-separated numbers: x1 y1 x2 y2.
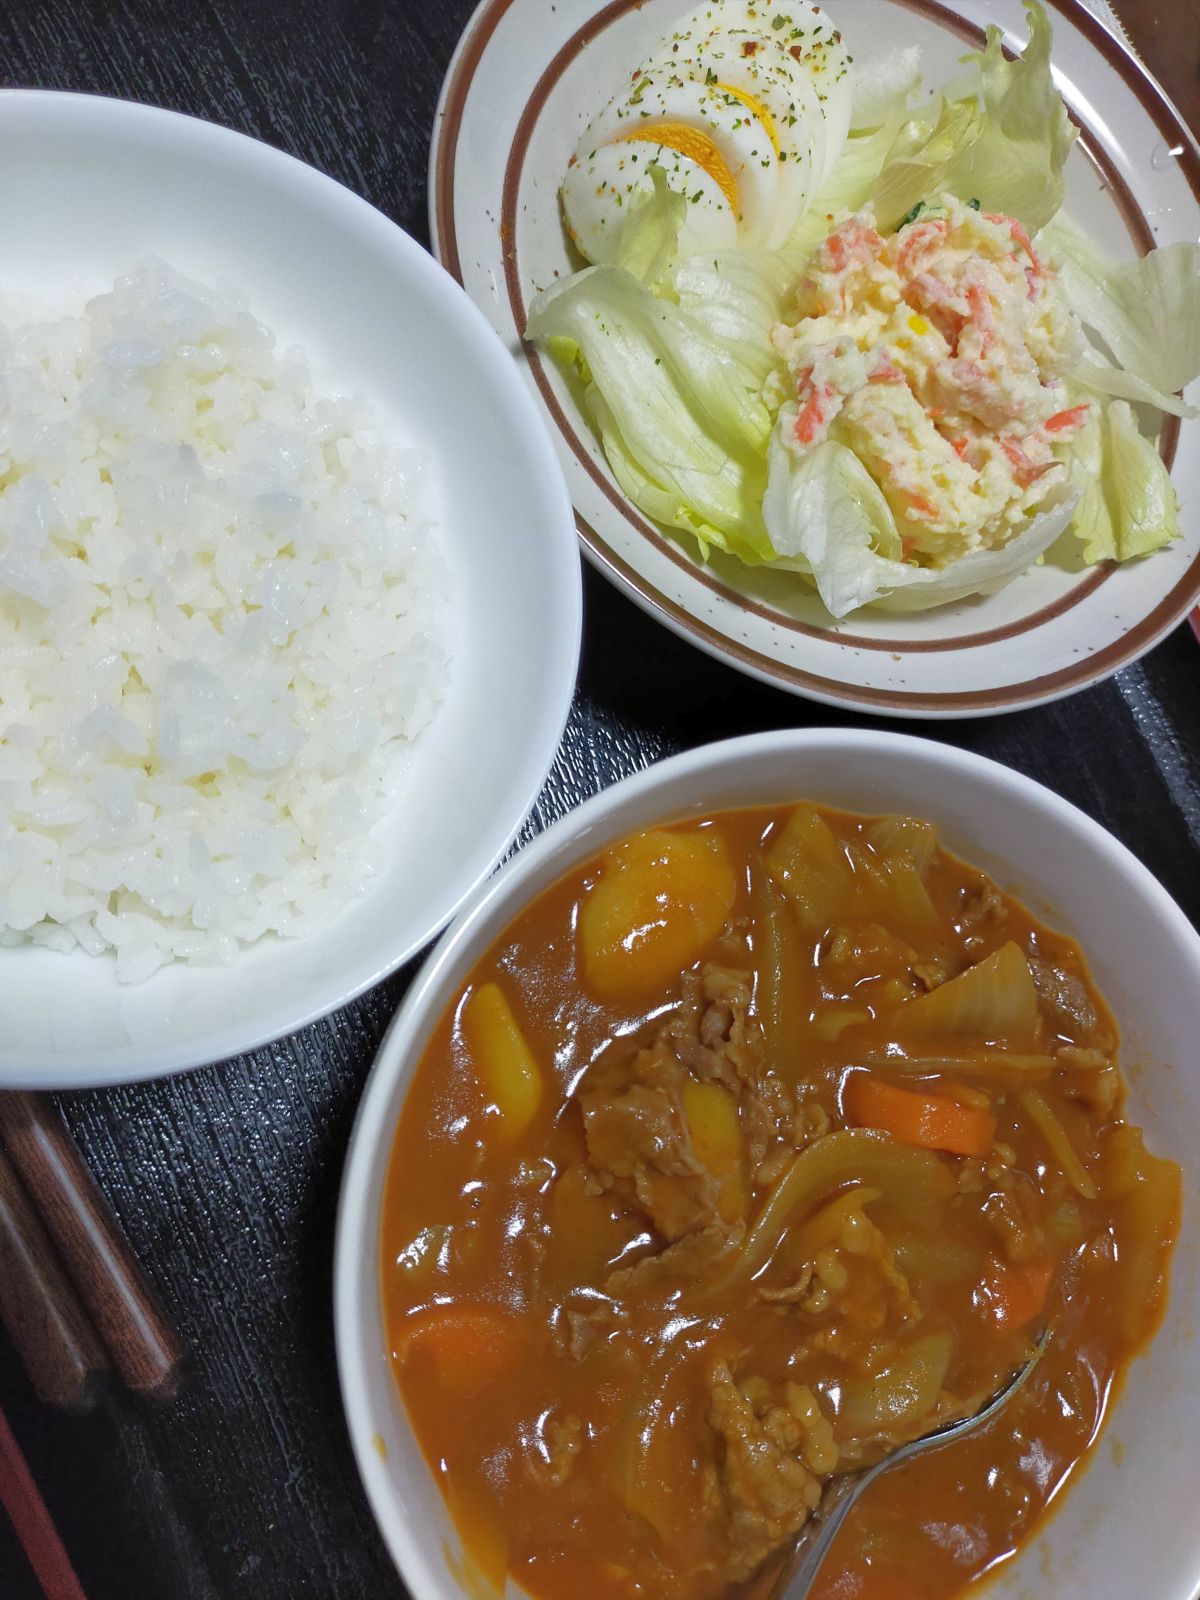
646 16 827 247
661 1 854 189
565 72 787 260
563 136 740 262
561 0 854 264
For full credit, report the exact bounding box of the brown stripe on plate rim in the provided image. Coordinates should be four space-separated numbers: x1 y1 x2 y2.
433 0 1200 710
432 0 520 284
571 502 1195 712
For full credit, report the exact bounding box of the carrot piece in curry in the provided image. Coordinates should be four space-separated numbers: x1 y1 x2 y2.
844 1073 997 1158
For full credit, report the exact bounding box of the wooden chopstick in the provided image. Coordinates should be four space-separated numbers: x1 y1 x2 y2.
0 1397 91 1600
0 1094 185 1404
0 1147 107 1411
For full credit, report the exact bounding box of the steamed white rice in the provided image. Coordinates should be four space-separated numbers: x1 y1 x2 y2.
0 259 452 981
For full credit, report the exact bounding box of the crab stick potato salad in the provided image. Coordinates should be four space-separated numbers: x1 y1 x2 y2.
776 198 1085 565
530 1 1200 618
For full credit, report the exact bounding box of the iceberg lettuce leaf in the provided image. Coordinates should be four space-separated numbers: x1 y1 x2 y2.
1105 400 1181 561
780 119 904 265
762 419 904 615
1059 403 1116 563
866 490 1082 613
763 410 1080 616
873 97 981 231
851 46 924 131
527 263 780 561
586 385 772 559
614 163 687 289
671 249 795 382
858 1 1075 236
1073 357 1198 422
941 0 1077 232
1047 216 1200 399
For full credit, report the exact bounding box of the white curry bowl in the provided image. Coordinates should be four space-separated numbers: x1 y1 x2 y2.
335 728 1200 1600
0 91 580 1088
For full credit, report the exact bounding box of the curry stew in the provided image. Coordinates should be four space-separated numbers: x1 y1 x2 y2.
381 805 1180 1600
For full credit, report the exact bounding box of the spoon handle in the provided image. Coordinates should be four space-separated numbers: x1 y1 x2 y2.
766 1337 1048 1600
767 1461 886 1600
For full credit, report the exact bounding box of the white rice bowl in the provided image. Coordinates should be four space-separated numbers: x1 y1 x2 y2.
0 259 452 982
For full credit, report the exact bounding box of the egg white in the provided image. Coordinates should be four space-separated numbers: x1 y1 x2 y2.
597 75 786 243
562 138 738 262
645 43 817 245
561 0 854 263
661 0 854 190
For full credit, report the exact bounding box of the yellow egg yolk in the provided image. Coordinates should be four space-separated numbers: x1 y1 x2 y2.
611 123 740 212
715 81 780 154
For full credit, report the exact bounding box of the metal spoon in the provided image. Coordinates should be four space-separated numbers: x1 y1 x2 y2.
766 1332 1049 1600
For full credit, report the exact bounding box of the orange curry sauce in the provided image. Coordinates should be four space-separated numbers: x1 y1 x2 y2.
380 805 1180 1600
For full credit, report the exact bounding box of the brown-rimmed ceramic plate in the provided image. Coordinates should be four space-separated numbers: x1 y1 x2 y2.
430 0 1200 717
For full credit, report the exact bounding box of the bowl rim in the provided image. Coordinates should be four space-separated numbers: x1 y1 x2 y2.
0 88 583 1087
333 725 1200 1600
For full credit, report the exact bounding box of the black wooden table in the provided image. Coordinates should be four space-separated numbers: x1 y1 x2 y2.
1 2 1197 1597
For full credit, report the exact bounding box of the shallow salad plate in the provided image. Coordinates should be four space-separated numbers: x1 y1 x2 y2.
430 0 1200 716
0 92 580 1088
